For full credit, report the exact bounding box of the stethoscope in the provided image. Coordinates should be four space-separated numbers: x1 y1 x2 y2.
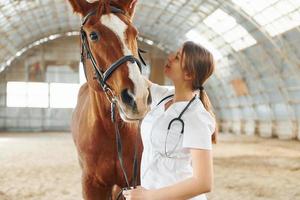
155 93 197 158
141 94 197 179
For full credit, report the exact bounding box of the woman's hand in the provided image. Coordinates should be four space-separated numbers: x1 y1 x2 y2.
122 186 152 200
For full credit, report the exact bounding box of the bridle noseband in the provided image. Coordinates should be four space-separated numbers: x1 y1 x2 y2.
80 7 146 103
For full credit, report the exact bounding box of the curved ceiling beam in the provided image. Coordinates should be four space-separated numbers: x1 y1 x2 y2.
0 31 79 73
220 0 297 121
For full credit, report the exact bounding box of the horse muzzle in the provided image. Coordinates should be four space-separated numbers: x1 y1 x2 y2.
118 88 151 121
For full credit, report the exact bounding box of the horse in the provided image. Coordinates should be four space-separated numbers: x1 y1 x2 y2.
68 0 151 199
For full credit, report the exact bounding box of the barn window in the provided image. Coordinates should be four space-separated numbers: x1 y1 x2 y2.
232 0 300 36
6 82 48 108
49 83 80 108
203 9 257 51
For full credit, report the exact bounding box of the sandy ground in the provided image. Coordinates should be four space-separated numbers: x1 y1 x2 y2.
0 132 299 200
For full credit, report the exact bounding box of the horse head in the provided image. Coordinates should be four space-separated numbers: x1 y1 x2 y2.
68 0 151 121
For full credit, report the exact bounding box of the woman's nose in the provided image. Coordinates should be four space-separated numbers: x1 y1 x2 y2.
168 53 175 61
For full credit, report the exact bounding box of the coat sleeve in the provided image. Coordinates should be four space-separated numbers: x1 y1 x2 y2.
182 110 215 150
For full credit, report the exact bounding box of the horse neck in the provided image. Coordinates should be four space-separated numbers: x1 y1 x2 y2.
87 86 139 136
88 87 113 122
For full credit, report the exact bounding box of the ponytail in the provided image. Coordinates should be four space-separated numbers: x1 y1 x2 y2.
199 89 218 144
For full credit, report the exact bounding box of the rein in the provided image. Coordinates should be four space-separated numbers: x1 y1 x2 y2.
80 6 145 199
111 100 139 200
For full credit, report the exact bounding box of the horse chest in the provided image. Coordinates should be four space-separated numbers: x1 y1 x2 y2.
72 86 142 186
77 126 140 186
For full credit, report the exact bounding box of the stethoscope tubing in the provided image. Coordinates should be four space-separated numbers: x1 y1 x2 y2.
152 94 198 158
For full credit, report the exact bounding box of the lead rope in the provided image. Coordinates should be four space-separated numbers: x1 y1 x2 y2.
111 100 130 187
132 124 139 187
111 100 139 200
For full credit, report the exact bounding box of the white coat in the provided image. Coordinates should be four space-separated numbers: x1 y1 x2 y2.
140 84 215 200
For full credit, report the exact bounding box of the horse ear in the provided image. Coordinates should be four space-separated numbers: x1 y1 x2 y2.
112 0 138 20
127 0 138 19
68 0 96 16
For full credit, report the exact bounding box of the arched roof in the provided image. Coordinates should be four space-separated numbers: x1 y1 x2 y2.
0 0 300 127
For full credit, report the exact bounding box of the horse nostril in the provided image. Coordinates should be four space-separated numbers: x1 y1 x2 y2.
121 89 136 108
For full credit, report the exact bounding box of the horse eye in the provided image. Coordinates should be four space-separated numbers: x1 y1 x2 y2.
89 32 99 41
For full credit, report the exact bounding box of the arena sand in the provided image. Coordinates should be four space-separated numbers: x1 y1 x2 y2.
0 132 299 200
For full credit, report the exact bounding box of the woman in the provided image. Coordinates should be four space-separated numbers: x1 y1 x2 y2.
123 41 217 200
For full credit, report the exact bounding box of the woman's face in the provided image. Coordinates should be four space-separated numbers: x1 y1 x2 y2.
164 48 186 83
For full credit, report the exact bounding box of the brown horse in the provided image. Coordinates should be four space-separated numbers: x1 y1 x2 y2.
68 0 151 199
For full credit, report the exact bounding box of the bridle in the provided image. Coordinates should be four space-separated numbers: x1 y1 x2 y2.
80 6 146 103
80 6 145 200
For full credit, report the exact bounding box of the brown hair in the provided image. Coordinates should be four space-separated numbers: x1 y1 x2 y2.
181 41 218 144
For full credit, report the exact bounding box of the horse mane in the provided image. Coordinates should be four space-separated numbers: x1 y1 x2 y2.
68 0 134 19
96 0 111 18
